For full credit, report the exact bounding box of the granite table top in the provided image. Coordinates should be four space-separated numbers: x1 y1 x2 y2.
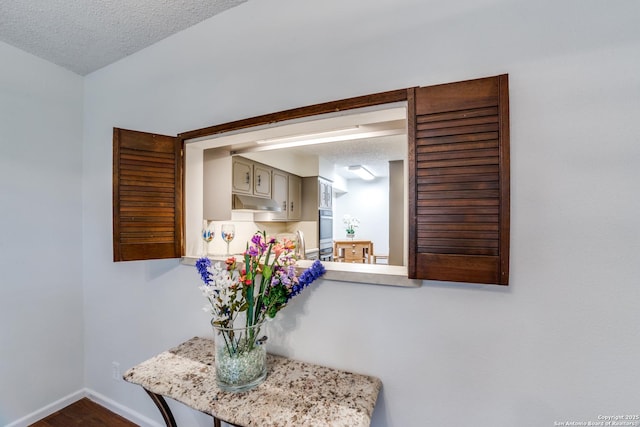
124 336 382 427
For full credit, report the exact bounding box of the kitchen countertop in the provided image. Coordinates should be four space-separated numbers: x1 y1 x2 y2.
124 336 382 427
182 256 421 288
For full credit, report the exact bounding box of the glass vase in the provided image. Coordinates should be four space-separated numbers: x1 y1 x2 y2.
212 320 267 392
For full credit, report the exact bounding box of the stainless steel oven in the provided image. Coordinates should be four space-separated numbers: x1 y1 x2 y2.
318 209 333 261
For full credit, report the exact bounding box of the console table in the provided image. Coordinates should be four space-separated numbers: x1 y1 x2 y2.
124 336 382 427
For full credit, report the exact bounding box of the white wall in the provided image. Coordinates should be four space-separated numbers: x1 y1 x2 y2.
34 0 640 426
0 42 84 424
334 178 389 255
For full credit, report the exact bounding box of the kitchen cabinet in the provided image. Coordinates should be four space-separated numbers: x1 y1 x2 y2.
253 163 272 198
288 174 302 220
269 170 301 221
271 170 288 221
302 176 333 220
232 156 271 198
319 178 332 210
231 157 253 194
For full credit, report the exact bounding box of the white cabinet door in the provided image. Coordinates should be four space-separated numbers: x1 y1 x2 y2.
232 157 252 194
271 170 288 220
319 178 332 210
288 174 302 220
254 164 272 198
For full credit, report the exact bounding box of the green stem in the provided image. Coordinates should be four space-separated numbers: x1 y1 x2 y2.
253 244 273 326
244 253 254 328
222 330 234 357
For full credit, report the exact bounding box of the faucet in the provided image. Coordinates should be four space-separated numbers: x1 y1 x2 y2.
296 230 306 260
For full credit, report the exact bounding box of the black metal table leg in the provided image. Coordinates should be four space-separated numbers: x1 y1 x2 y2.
144 388 178 427
143 388 233 427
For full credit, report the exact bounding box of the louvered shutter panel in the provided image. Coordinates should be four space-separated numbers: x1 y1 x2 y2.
408 75 510 285
113 128 183 261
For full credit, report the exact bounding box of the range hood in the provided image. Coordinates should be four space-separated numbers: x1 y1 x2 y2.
232 194 282 212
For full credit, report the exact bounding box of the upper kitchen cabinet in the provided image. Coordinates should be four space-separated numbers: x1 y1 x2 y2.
301 177 332 220
231 157 252 194
253 163 272 198
271 170 289 219
288 174 302 220
269 170 302 221
204 153 291 221
319 178 332 210
231 156 272 198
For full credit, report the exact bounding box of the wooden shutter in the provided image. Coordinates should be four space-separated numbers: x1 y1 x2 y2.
113 128 183 261
408 75 510 285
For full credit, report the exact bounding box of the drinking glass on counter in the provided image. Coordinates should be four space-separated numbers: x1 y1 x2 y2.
221 224 235 256
201 220 215 256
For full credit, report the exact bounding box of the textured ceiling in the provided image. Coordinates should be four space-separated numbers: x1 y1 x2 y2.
0 0 247 75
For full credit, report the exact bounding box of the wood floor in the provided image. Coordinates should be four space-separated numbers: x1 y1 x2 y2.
29 398 138 427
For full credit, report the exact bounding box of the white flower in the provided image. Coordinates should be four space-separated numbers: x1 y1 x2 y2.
342 214 360 231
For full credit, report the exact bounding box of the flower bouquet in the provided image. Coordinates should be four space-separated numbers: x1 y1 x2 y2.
195 230 325 391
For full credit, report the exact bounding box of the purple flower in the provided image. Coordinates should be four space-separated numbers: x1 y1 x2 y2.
287 260 325 301
250 233 268 254
195 257 213 285
246 246 260 257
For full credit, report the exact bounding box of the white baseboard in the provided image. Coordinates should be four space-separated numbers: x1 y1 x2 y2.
4 388 162 427
84 388 163 427
5 389 85 427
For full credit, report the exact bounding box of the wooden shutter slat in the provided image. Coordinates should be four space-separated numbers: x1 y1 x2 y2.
119 179 176 189
419 237 499 249
418 206 499 215
423 147 499 161
418 189 500 199
418 215 499 224
419 173 499 185
418 247 499 256
419 230 499 240
417 122 499 138
119 201 176 208
113 128 183 262
417 114 498 131
120 170 176 180
419 180 499 192
419 140 498 154
121 151 175 160
418 199 499 208
408 75 510 285
417 164 499 177
417 132 499 147
419 223 499 232
418 106 498 123
417 157 499 169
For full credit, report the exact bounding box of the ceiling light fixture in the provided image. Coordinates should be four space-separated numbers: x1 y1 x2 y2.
348 165 376 181
256 126 360 145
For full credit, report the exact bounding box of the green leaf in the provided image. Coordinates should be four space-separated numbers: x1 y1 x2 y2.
262 265 272 280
